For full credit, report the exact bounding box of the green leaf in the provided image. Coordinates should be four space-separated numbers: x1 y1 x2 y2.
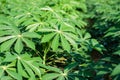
1 38 17 52
38 29 55 32
17 60 29 78
64 62 78 73
60 35 70 52
26 61 41 78
41 33 56 43
22 38 35 50
51 34 59 51
21 61 35 78
0 30 12 36
6 69 22 80
26 23 40 32
57 76 65 80
1 76 13 80
39 63 62 73
0 36 15 43
14 38 23 53
91 39 99 46
84 33 91 39
28 77 36 80
0 16 20 34
61 23 75 32
22 32 40 38
63 33 77 48
111 64 120 76
0 68 4 77
63 32 78 40
113 50 120 55
3 53 16 62
42 73 60 80
97 71 108 75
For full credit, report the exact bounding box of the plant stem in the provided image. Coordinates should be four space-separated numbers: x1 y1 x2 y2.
43 50 47 65
43 43 51 65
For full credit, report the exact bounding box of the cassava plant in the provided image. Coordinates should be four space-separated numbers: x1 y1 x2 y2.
0 0 119 80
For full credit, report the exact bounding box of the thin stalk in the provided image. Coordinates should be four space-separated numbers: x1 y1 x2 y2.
46 52 57 61
43 43 51 65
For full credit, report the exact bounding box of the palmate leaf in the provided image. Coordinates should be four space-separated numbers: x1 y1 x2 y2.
16 53 42 79
0 33 38 53
2 53 42 79
41 62 79 80
0 57 22 80
0 15 40 53
39 23 77 52
15 32 40 52
0 65 22 80
0 33 39 53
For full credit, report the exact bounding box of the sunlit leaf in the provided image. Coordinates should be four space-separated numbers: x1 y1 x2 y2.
21 61 35 78
17 60 29 78
60 35 70 52
14 38 23 53
22 32 40 38
0 36 15 43
57 76 65 80
51 34 59 51
22 38 35 50
1 38 17 52
42 73 60 80
41 33 56 43
6 69 22 80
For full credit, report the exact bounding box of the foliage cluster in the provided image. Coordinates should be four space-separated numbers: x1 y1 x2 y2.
0 0 120 80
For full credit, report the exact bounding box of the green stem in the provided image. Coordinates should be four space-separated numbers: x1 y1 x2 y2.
43 51 47 65
43 43 51 65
